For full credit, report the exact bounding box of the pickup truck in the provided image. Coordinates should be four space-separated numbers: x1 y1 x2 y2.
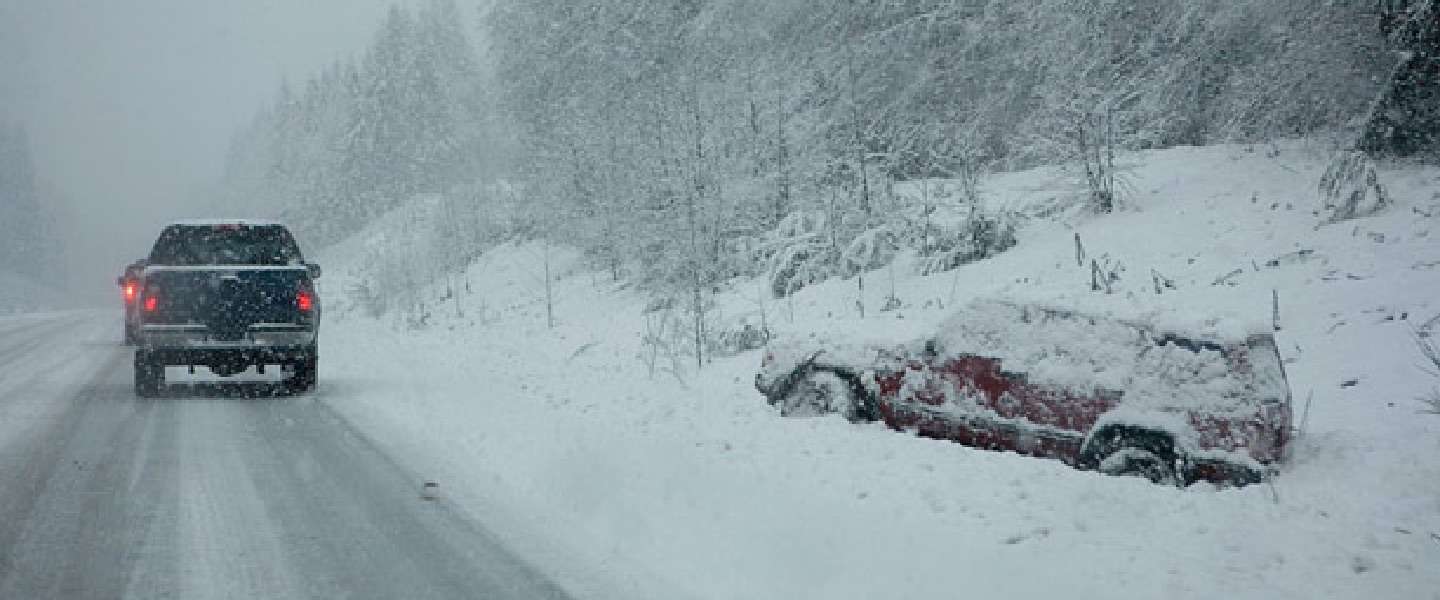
132 220 321 396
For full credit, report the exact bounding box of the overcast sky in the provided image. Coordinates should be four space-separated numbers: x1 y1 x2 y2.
0 0 432 303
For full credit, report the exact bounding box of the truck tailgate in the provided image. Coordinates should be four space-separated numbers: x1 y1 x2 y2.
142 266 310 338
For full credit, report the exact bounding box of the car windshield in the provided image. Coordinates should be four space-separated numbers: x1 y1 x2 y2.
148 224 303 266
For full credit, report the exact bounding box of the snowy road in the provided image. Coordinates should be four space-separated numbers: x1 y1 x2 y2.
0 312 571 600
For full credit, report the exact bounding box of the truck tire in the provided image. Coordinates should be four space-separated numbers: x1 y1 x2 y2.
134 351 164 397
285 348 317 394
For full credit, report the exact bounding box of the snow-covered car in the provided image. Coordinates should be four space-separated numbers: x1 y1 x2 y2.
755 300 1293 486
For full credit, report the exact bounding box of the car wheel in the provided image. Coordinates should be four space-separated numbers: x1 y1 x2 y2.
779 370 867 421
134 351 164 397
1098 447 1179 486
1085 426 1183 486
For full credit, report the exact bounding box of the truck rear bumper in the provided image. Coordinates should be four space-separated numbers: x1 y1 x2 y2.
139 323 316 364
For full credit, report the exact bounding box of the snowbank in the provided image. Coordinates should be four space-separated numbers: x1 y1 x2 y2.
315 142 1440 600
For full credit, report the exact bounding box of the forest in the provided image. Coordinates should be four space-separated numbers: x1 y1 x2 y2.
215 0 1436 330
0 123 63 283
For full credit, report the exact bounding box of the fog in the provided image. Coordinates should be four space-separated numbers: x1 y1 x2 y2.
0 0 422 305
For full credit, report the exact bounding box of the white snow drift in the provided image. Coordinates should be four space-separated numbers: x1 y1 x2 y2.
314 142 1440 600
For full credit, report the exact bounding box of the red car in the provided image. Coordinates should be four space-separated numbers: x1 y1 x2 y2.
755 300 1293 486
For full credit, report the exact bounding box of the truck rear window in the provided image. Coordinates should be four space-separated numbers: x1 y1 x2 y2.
148 224 303 266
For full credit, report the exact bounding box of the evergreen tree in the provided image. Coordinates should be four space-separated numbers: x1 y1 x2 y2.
0 124 52 279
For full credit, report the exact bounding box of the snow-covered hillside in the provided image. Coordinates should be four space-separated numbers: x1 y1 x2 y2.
314 142 1440 600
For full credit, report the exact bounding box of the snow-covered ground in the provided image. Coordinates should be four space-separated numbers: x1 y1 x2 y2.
315 142 1440 600
0 311 115 448
0 269 69 315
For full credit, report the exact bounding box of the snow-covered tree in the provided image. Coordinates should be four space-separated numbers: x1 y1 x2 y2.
0 124 61 280
215 0 1426 318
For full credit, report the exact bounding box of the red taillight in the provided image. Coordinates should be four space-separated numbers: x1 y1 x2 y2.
143 295 158 312
296 289 314 312
123 282 137 303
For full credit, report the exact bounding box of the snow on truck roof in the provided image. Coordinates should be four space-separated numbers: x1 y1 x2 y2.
166 219 286 227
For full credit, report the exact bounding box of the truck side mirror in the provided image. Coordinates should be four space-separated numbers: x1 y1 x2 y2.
306 263 322 280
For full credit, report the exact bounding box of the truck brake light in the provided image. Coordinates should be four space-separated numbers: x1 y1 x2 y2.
123 282 137 303
296 289 314 312
143 294 158 312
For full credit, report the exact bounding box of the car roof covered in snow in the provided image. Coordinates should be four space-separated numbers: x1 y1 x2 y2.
956 298 1264 345
928 299 1281 413
762 297 1283 416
